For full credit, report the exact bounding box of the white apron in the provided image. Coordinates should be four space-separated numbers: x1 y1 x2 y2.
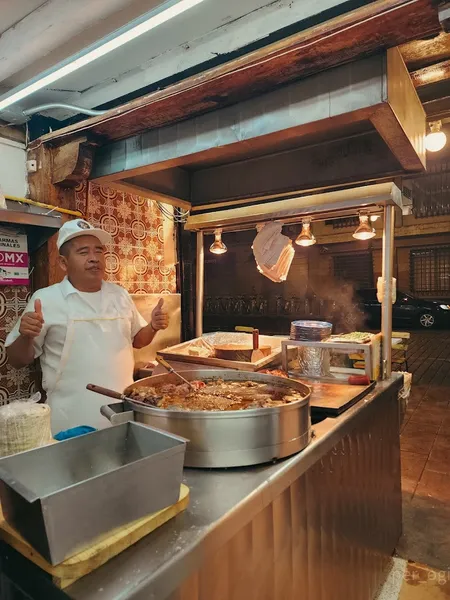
46 292 135 434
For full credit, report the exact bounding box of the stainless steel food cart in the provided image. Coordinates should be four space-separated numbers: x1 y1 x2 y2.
0 375 403 600
0 183 404 600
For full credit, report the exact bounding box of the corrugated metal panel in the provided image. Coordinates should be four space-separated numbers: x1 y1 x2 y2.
169 391 401 600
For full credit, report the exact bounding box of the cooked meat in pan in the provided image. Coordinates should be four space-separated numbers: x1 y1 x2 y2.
128 378 305 411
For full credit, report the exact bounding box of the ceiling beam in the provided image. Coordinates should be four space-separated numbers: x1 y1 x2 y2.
399 32 450 72
51 136 95 188
31 0 439 148
423 94 450 118
370 47 425 171
411 59 450 88
46 0 361 121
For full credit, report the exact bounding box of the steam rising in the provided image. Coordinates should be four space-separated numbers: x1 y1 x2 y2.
305 279 367 334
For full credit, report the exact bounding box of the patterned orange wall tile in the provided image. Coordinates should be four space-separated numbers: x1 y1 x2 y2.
0 181 176 404
76 181 176 294
0 286 36 404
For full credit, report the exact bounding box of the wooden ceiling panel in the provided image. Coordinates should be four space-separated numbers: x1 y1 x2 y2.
34 0 440 148
403 32 450 118
411 58 450 88
400 32 450 71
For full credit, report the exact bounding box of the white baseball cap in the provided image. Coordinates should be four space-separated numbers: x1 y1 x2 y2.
57 219 111 250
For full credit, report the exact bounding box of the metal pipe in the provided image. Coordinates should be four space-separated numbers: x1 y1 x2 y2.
23 104 108 118
5 194 83 218
196 231 204 338
381 205 395 379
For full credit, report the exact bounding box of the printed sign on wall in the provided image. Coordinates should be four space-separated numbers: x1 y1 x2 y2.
0 228 29 286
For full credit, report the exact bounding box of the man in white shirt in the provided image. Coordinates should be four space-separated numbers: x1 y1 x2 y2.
6 219 169 434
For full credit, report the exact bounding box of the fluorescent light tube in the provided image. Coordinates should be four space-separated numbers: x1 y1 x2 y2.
0 0 207 112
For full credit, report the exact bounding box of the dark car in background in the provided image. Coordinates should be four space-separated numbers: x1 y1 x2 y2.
356 289 450 329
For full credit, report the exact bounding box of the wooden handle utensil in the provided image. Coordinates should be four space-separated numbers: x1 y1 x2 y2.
155 356 195 390
233 326 271 363
86 384 125 401
252 329 260 350
251 329 265 362
86 383 161 405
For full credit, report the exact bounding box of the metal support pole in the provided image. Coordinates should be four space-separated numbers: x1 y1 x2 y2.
381 205 395 379
196 231 204 338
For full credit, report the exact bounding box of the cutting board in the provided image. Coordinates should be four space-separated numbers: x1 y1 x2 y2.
0 484 189 589
158 333 283 372
309 381 376 416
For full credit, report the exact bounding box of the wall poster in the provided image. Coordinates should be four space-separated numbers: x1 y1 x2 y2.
0 227 29 286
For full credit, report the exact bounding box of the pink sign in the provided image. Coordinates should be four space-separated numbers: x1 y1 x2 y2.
0 229 29 286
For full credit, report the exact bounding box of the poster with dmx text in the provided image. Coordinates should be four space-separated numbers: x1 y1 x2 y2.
0 228 29 286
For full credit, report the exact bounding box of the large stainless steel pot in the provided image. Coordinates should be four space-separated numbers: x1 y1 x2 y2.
101 370 311 468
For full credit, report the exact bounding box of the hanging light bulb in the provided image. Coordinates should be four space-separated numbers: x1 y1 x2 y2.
209 229 227 254
353 211 376 240
425 121 447 152
295 218 316 247
370 214 381 222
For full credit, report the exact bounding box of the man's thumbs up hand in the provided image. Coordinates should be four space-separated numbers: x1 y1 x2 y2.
34 299 43 318
151 297 169 331
19 298 44 339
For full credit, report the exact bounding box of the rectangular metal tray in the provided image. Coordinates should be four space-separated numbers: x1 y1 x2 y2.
308 380 377 416
0 422 186 565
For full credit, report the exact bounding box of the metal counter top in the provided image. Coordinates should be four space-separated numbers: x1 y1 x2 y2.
62 375 403 599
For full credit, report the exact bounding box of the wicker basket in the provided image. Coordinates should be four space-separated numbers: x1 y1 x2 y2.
0 402 53 457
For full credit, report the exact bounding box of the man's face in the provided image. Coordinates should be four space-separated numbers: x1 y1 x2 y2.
59 235 106 288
